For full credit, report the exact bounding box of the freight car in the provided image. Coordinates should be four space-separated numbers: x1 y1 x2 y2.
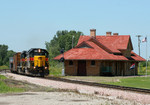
10 48 49 77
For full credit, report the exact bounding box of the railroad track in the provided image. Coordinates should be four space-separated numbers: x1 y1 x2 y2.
45 76 150 94
0 69 10 73
1 69 150 94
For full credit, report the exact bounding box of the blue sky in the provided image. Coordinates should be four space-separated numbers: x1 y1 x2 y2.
0 0 149 59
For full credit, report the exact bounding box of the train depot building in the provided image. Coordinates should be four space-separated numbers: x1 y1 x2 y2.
54 29 145 76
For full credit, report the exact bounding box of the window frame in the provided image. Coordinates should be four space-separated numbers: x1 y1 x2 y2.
91 60 96 66
69 60 73 66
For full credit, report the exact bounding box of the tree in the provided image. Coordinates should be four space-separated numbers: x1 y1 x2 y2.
4 50 15 66
45 30 83 62
0 44 15 66
0 45 8 65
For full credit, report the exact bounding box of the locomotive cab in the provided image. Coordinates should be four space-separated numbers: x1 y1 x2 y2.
20 51 27 72
27 48 49 77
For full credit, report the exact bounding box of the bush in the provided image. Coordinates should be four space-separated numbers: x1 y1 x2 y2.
49 61 62 76
140 61 150 67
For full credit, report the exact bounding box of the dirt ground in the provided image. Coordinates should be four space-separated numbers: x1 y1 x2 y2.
0 92 139 105
0 79 138 105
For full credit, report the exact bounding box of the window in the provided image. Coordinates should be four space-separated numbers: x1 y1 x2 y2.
69 61 73 65
91 60 95 66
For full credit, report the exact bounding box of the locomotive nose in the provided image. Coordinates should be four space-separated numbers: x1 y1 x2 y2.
38 57 43 67
34 56 45 67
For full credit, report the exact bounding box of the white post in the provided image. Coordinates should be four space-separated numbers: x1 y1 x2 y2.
62 53 65 76
62 62 65 76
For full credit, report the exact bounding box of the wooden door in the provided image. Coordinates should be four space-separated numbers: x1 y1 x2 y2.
77 60 86 76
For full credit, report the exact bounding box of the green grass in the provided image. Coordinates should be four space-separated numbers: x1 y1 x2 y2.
0 75 24 93
0 75 7 80
138 61 150 75
138 66 150 75
49 62 62 76
0 65 9 70
105 77 150 89
49 66 62 76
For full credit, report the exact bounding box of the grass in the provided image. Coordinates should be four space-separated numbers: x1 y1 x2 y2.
105 77 150 89
138 62 150 75
49 62 62 76
0 75 24 93
0 75 7 80
138 66 150 75
49 66 62 76
0 65 9 70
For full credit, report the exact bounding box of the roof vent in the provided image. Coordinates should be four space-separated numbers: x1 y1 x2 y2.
106 32 112 36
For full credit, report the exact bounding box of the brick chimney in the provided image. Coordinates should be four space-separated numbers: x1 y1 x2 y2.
113 33 119 36
106 32 112 36
90 29 96 38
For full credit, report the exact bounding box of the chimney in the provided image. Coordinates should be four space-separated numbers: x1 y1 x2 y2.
113 33 119 36
106 32 112 36
90 29 96 38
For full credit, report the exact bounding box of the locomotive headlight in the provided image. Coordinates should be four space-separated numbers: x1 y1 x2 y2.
33 66 36 69
38 49 41 53
45 67 47 69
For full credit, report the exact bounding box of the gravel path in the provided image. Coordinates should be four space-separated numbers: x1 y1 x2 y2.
3 73 150 104
0 92 139 105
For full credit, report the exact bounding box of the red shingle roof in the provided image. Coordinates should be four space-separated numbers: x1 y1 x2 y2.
54 35 145 61
77 35 133 53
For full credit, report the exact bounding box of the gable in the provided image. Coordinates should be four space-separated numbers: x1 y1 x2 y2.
119 37 133 57
88 37 113 53
77 36 90 46
76 35 131 53
128 37 133 50
76 41 93 48
76 43 92 48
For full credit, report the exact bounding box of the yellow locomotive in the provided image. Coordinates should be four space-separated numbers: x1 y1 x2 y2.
10 48 49 77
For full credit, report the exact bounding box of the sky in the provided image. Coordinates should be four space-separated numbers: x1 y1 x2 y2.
0 0 150 59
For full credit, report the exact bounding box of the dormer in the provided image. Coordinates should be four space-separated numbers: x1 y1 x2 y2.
119 38 133 57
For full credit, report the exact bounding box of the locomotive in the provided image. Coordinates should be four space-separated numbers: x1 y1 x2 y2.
9 48 49 77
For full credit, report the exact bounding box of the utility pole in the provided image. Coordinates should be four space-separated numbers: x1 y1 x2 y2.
136 35 142 72
141 36 148 76
145 36 148 76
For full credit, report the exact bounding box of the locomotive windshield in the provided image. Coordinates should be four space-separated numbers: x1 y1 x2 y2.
29 49 49 57
21 51 27 58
